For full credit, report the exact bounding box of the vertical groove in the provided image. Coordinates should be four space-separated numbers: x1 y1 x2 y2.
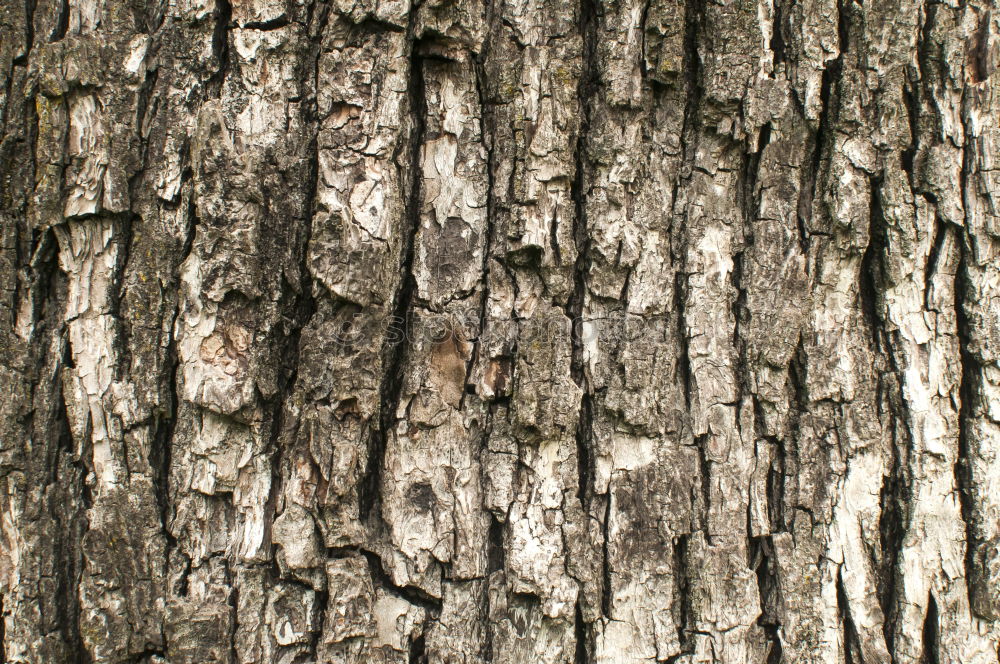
208 0 232 96
751 535 783 664
837 566 863 664
574 600 589 664
569 0 598 503
920 593 940 664
672 2 704 657
671 534 692 660
0 593 5 664
868 173 912 664
569 0 598 654
673 0 705 412
469 0 497 413
361 27 426 522
954 225 981 618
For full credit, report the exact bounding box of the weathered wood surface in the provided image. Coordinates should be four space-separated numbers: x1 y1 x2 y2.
2 0 1000 661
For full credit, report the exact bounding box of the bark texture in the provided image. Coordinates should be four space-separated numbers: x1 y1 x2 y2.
2 0 1000 662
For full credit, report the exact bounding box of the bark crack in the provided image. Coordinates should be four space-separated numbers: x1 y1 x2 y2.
568 0 599 508
360 27 426 523
954 229 981 619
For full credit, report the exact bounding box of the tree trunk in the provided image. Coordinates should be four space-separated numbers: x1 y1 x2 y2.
2 0 1000 661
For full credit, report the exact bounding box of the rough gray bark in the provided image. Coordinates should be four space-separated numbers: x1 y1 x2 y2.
2 0 1000 662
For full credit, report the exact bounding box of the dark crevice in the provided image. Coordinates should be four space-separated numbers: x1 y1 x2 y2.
55 337 92 507
785 335 808 525
574 600 589 664
33 229 91 663
751 536 783 664
550 209 563 267
811 54 841 192
52 0 69 41
696 434 712 542
878 392 909 661
307 585 327 664
207 0 233 96
125 649 166 664
575 395 593 503
568 0 598 508
51 374 91 664
0 593 5 664
1 53 19 132
672 534 692 659
408 632 427 664
224 560 238 664
242 15 291 30
922 215 948 310
865 172 922 659
675 269 691 407
110 214 135 379
472 30 497 294
954 234 983 618
155 194 201 570
920 593 940 664
795 117 815 258
901 77 919 185
486 513 505 574
864 171 917 657
967 10 993 84
673 0 704 411
150 410 176 545
356 549 442 614
795 211 810 258
22 0 36 58
262 12 325 595
809 0 847 230
859 176 885 348
837 567 863 664
352 16 407 34
600 493 612 618
731 259 747 382
681 0 704 124
483 500 504 661
765 435 787 533
734 121 767 399
174 552 192 598
836 0 850 56
638 0 651 80
360 31 426 521
465 15 498 420
770 1 786 73
133 66 160 162
752 123 772 176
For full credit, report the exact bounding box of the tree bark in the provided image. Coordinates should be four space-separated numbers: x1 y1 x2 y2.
2 0 1000 662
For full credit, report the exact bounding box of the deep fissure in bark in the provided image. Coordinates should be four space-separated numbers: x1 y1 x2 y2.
328 547 445 614
408 632 427 664
750 535 783 664
600 492 612 618
966 10 993 85
671 534 693 659
574 600 589 664
920 593 940 664
50 374 90 664
878 403 908 659
360 35 427 522
569 0 599 512
860 176 885 348
208 0 233 96
837 567 864 664
954 233 982 618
